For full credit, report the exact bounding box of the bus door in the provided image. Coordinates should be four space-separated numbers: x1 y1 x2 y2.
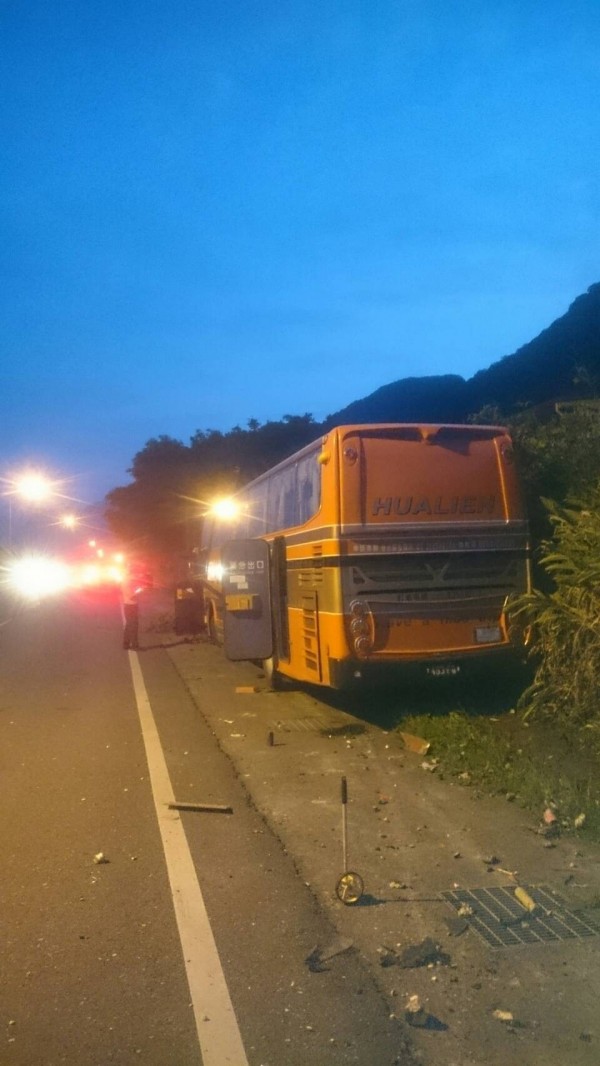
270 535 290 664
221 539 273 661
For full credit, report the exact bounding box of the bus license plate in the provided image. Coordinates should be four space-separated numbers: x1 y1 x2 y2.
475 626 501 644
426 664 461 677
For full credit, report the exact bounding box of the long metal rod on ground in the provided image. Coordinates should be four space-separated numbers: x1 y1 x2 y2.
168 802 233 813
341 776 348 869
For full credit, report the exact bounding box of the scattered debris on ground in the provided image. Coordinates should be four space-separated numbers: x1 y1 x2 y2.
399 731 431 755
492 1009 514 1023
379 937 450 969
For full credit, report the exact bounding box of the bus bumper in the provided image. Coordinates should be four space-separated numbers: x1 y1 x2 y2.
327 645 528 691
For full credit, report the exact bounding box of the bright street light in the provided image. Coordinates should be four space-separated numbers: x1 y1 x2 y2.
60 513 79 530
10 472 55 504
209 497 240 520
2 469 72 547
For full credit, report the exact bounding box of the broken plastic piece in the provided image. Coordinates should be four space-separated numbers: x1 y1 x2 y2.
399 731 431 755
381 938 449 969
444 916 469 937
514 886 538 913
305 937 353 972
405 994 428 1027
492 1009 514 1023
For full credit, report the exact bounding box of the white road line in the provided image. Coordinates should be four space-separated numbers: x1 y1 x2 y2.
127 651 250 1066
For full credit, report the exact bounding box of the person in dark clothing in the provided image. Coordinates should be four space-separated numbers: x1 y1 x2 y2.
122 576 142 650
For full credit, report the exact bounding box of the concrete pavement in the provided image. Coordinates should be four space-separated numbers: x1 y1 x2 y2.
140 589 600 1066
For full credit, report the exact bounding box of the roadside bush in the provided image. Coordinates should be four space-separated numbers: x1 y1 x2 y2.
513 482 600 736
510 402 600 547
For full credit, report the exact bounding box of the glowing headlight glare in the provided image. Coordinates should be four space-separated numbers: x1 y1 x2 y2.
82 564 100 585
207 561 225 582
7 555 71 599
210 497 239 521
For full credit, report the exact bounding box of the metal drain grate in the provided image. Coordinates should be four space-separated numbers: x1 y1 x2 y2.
268 715 334 733
443 885 600 948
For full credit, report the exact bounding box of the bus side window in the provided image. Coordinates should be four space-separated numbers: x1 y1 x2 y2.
283 469 297 529
298 452 320 524
267 468 292 532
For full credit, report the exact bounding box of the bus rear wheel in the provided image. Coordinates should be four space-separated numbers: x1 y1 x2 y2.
262 656 285 690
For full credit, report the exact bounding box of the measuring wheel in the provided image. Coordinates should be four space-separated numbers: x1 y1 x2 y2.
335 777 364 905
335 870 364 905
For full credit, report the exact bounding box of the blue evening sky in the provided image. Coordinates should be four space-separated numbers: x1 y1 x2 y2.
2 0 599 504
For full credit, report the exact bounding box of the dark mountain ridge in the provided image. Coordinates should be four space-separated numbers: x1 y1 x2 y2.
324 282 600 427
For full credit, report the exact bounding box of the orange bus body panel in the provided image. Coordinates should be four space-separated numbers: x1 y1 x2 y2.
201 424 529 689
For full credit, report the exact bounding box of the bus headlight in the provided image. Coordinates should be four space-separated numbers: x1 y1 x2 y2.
207 562 224 582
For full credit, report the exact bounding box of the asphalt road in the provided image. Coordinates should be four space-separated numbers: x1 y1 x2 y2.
1 588 411 1066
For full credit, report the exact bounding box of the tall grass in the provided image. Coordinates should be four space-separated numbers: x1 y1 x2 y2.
513 484 600 741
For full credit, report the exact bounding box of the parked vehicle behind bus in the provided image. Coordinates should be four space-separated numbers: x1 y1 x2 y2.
198 423 530 690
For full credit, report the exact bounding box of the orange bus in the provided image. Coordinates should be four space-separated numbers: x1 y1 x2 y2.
199 423 530 689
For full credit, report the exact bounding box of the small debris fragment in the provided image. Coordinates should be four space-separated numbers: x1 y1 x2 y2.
457 903 474 917
444 917 469 937
93 852 109 865
405 994 428 1027
496 867 518 879
305 937 353 972
514 886 538 913
235 686 258 694
483 855 500 866
421 759 439 772
399 731 431 755
381 937 449 969
493 1009 514 1023
379 951 398 968
574 813 586 829
319 936 353 962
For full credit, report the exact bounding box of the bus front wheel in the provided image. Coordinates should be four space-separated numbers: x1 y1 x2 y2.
208 606 222 646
